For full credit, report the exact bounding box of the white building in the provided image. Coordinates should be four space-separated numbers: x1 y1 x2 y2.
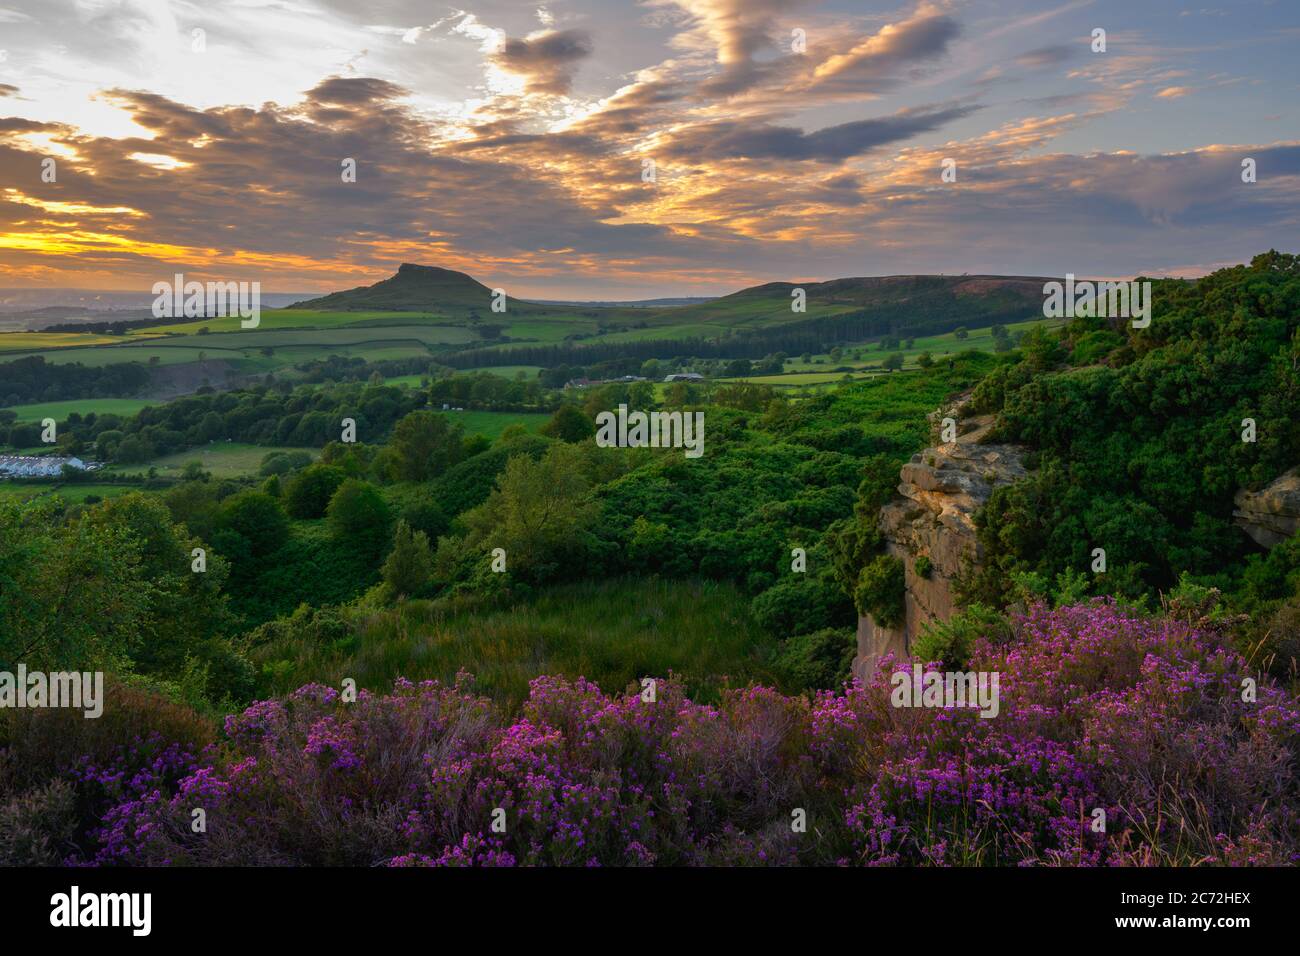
0 455 89 478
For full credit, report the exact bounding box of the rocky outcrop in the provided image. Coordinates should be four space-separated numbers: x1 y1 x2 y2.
1234 467 1300 548
854 407 1029 678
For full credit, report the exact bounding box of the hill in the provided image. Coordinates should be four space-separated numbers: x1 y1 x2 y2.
288 265 1048 331
289 263 498 313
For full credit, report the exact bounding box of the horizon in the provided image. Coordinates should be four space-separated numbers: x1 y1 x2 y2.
1 1 1298 297
0 260 1214 310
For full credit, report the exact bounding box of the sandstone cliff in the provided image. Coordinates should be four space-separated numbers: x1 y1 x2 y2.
854 405 1029 678
1234 467 1300 548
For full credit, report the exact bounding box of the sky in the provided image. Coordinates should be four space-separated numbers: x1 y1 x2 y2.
0 0 1297 298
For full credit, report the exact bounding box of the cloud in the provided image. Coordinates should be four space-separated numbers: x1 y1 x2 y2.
0 0 1296 296
1014 45 1076 69
662 103 979 162
307 76 409 106
490 29 593 95
807 8 960 95
1155 85 1192 99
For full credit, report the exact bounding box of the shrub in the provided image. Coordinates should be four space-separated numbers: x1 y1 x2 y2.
67 603 1300 867
854 554 905 628
284 464 347 519
912 603 1009 667
326 479 392 553
216 491 289 556
772 628 856 691
383 520 434 599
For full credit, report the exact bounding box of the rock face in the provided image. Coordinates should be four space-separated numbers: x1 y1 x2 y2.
1234 467 1300 548
853 410 1029 678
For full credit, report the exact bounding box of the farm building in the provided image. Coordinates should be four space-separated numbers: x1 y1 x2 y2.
0 455 90 477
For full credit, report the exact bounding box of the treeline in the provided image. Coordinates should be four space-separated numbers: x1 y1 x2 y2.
48 381 429 463
445 302 1033 370
42 314 185 335
0 355 151 405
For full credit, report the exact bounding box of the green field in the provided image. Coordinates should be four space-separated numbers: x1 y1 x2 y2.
142 309 455 334
0 330 132 352
0 482 141 503
252 577 776 707
105 442 319 479
3 398 161 422
0 269 1051 390
719 318 1064 388
435 409 550 439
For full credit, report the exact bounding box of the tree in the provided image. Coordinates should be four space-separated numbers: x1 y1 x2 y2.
327 479 392 553
462 433 491 457
83 493 231 673
916 351 934 368
382 519 433 598
456 443 599 580
882 352 905 372
114 435 154 464
0 498 150 672
216 491 289 557
541 404 595 443
991 324 1013 353
284 464 347 519
390 410 464 482
954 327 969 340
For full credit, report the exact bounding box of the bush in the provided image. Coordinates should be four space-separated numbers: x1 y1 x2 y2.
285 464 347 519
0 778 78 866
383 520 434 598
216 491 289 556
854 554 905 628
540 405 594 443
63 603 1300 867
772 628 856 691
326 479 392 554
750 569 855 637
912 603 1009 667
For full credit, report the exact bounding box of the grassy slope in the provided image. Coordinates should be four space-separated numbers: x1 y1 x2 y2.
103 442 319 479
433 409 550 440
3 397 161 422
254 577 776 708
0 269 1049 380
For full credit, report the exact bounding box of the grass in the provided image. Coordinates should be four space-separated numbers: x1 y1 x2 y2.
2 398 160 422
252 576 777 709
104 442 318 479
139 309 455 334
0 331 128 352
0 482 142 503
434 409 550 440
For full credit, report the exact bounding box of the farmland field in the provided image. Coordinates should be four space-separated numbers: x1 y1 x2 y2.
103 442 319 479
0 331 144 352
141 309 453 334
0 481 140 503
434 409 550 439
2 397 161 422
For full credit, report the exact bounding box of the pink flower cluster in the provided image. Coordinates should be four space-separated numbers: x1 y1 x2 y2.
79 602 1300 866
